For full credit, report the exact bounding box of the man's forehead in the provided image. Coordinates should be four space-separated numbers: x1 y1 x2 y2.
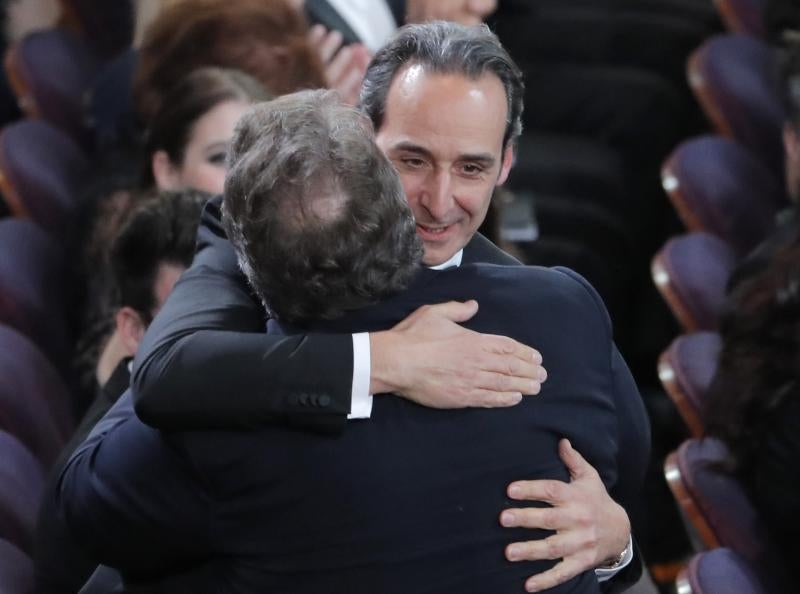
378 64 509 152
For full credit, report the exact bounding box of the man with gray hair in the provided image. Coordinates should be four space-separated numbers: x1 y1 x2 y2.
129 21 645 593
60 89 647 593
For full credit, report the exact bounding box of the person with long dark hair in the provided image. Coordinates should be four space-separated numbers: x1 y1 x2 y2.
706 234 800 568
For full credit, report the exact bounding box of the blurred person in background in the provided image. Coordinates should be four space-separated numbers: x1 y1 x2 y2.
705 234 800 575
143 67 271 195
36 189 208 594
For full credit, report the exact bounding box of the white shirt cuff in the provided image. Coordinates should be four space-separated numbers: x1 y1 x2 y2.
595 535 633 581
347 333 373 419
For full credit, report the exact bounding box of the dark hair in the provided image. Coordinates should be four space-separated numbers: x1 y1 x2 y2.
223 89 423 325
142 67 270 186
110 189 209 320
134 0 325 122
360 21 524 148
705 232 800 479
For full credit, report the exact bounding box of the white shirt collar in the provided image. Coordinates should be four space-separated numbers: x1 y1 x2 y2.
428 249 463 270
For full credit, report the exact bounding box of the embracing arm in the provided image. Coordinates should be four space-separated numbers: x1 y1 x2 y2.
57 395 213 575
499 268 649 593
132 198 545 431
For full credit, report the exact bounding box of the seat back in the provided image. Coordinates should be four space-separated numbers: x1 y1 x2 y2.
714 0 766 37
0 328 69 468
665 438 791 591
0 119 89 234
661 135 784 256
676 548 767 594
4 28 100 147
658 332 722 437
0 432 46 555
0 219 70 367
0 538 34 594
652 232 738 332
0 324 74 444
688 34 784 176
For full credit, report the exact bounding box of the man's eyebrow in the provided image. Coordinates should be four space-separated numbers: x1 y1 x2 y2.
391 142 434 159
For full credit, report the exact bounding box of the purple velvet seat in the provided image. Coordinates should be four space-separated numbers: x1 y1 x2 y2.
665 438 791 592
59 0 134 58
714 0 766 37
0 326 69 469
688 34 785 176
0 219 70 373
658 332 722 437
661 135 785 256
0 119 90 234
676 548 767 594
4 28 101 147
0 538 34 594
652 232 738 332
0 324 73 447
0 431 46 555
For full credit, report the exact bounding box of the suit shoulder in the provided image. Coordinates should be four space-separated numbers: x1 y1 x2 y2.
459 263 613 338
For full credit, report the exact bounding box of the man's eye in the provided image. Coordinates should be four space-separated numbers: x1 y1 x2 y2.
207 152 227 166
401 158 426 169
462 163 484 176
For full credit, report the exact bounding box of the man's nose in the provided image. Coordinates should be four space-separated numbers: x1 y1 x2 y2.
420 172 454 220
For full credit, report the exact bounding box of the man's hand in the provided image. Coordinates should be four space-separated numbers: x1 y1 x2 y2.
500 439 631 592
307 24 371 105
370 300 546 408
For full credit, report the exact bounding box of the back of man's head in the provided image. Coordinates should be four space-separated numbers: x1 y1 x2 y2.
111 189 209 322
360 20 524 149
223 89 422 326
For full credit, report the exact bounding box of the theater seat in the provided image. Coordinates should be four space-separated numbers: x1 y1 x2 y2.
652 232 738 332
0 119 90 235
0 538 34 594
0 432 46 555
688 34 785 176
0 220 70 368
664 438 791 591
658 332 722 437
4 28 100 147
713 0 766 37
676 548 767 594
661 135 784 256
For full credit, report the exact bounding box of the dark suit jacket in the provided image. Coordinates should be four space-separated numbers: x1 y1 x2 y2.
60 263 648 594
35 360 132 594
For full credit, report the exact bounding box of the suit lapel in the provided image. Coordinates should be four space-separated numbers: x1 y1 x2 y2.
463 233 521 266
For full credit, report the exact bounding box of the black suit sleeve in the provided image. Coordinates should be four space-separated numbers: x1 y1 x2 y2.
58 394 212 576
131 197 353 432
555 268 650 593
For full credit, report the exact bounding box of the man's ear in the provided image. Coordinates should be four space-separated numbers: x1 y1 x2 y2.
151 150 181 191
496 143 514 187
115 306 147 357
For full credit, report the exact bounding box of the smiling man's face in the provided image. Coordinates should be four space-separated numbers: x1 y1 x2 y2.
375 65 514 266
